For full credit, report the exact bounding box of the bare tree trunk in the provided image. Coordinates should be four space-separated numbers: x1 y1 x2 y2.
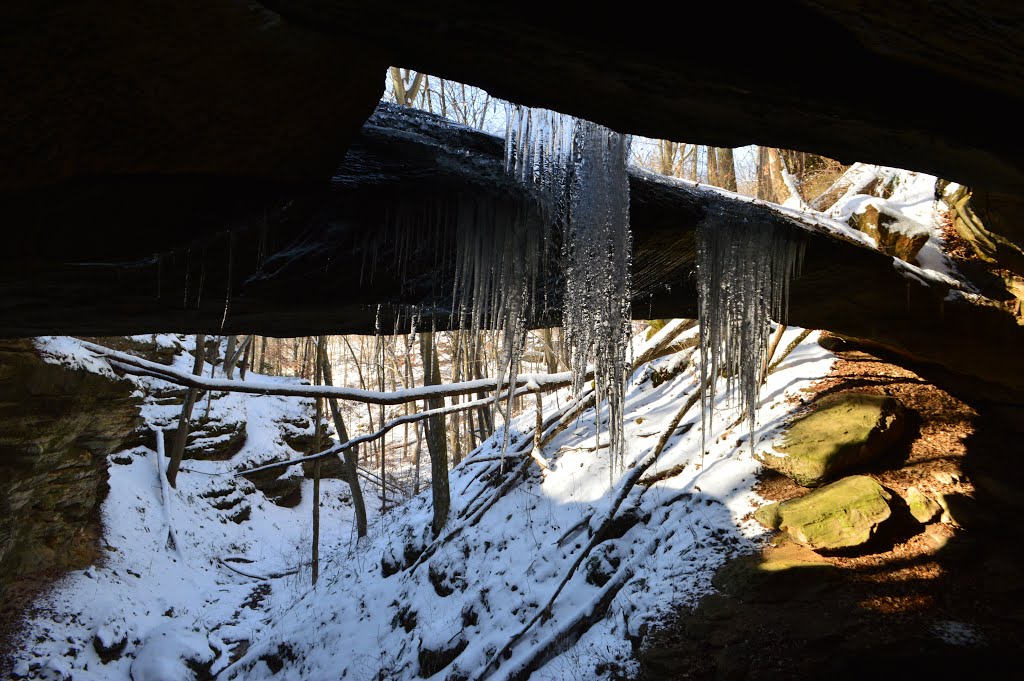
203 336 218 420
311 336 325 585
756 146 778 202
390 66 425 107
413 421 422 495
470 338 494 438
239 336 253 381
166 334 205 488
767 148 807 208
448 330 463 466
706 145 719 185
320 345 368 538
342 335 376 466
223 335 237 378
540 327 560 374
466 405 478 454
419 331 450 537
257 335 266 374
223 335 252 380
716 147 738 192
376 335 386 509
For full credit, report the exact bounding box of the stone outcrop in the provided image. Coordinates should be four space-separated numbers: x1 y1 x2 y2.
264 2 1024 194
166 418 247 461
3 106 1024 421
850 203 931 263
758 392 908 487
712 541 838 603
905 486 941 524
240 465 304 508
0 340 140 598
755 475 892 550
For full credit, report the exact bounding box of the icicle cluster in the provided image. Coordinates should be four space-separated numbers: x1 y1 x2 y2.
379 106 633 471
447 200 551 456
696 217 804 445
384 197 552 441
506 106 634 474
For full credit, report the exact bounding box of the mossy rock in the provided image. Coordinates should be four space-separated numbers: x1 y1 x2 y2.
754 502 782 530
645 319 669 340
712 541 837 603
905 486 941 524
759 391 907 487
773 475 892 550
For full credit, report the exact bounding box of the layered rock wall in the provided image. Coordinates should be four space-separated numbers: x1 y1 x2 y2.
0 340 140 598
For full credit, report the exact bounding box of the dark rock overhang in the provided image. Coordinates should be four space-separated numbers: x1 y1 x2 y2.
3 104 1024 414
4 2 1024 411
5 1 1024 251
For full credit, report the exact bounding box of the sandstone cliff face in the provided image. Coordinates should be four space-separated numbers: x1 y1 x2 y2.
0 340 140 598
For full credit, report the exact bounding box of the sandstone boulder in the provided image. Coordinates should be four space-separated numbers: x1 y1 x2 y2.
766 475 892 550
905 486 941 524
712 541 838 603
759 391 907 487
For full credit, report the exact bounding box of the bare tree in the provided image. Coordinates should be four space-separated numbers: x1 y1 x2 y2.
390 67 426 108
419 331 450 537
166 334 205 488
716 147 738 192
320 345 368 538
311 336 324 585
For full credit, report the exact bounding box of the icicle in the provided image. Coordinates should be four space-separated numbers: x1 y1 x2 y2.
505 105 633 477
380 105 632 474
695 217 804 449
220 230 235 332
561 121 633 479
182 248 191 309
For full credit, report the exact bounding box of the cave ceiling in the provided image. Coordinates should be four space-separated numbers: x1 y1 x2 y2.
3 0 1023 339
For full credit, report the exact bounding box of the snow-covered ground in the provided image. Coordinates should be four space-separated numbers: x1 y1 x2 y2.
13 327 833 680
14 336 381 681
12 163 961 680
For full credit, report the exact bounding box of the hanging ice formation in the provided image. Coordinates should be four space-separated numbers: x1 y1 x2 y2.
695 217 804 447
505 105 633 474
379 105 632 471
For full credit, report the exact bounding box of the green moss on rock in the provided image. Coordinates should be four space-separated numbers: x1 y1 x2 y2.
759 391 907 487
754 502 782 530
774 475 892 550
905 486 941 524
712 541 838 603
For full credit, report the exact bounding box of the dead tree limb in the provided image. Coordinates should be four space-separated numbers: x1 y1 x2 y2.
320 350 368 538
767 328 813 374
166 333 205 488
475 384 703 679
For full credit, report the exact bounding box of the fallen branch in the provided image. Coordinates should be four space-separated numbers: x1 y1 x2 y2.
86 338 576 406
767 328 813 374
216 557 297 581
236 385 545 477
476 382 704 679
555 514 593 548
154 428 181 555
